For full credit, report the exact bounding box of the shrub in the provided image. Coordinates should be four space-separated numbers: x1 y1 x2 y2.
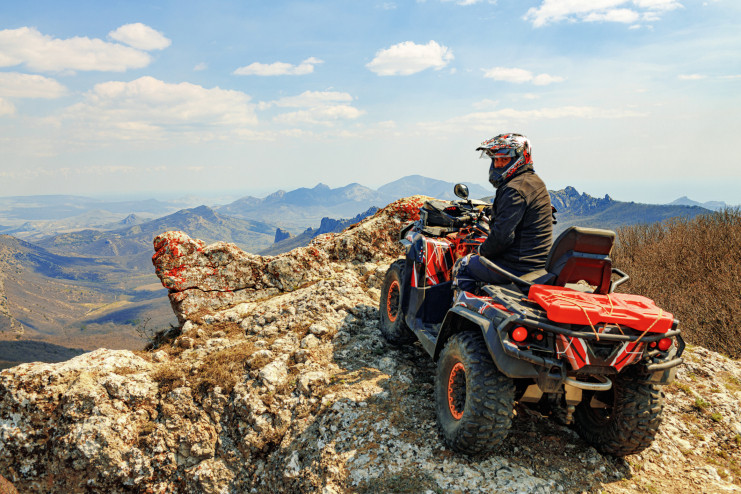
612 208 741 358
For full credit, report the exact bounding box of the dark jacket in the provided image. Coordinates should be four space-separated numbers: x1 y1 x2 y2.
479 164 552 273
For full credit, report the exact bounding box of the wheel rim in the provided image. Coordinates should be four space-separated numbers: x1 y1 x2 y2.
447 362 466 420
386 279 400 322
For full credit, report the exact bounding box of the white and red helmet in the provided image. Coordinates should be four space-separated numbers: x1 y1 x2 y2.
476 133 533 187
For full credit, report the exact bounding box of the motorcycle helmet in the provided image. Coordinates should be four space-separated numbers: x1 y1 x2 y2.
476 133 533 188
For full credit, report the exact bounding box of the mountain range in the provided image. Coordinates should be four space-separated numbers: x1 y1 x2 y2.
0 175 728 365
668 196 728 211
548 187 713 235
215 175 491 229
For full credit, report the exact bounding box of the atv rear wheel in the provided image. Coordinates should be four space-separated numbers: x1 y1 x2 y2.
379 260 416 345
435 332 514 455
573 375 663 456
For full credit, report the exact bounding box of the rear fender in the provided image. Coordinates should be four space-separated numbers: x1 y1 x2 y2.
436 306 539 379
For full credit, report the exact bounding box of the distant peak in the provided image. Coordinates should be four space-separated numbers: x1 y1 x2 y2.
189 205 214 214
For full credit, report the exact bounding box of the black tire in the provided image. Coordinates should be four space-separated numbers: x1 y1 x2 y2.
573 375 663 456
379 260 416 345
434 332 514 455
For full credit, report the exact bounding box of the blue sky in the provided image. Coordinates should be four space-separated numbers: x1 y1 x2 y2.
0 0 739 204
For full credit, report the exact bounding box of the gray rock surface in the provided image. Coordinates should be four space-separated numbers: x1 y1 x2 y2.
1 196 740 493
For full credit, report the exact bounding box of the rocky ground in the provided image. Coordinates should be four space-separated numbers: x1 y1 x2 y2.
0 197 740 493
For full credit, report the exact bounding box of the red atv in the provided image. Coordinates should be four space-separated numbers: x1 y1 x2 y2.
379 184 684 456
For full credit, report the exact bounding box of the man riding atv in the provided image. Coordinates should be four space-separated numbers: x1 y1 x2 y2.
453 133 553 292
379 132 683 457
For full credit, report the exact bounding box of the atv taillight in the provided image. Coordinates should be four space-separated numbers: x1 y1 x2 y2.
658 338 672 352
511 327 528 342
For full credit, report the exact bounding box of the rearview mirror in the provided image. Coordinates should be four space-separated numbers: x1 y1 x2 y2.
454 183 469 200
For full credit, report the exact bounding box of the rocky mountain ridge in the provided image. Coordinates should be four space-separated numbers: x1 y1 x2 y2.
259 207 380 256
548 186 712 236
1 196 740 493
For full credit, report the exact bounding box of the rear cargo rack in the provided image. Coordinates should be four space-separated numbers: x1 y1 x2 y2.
483 285 681 344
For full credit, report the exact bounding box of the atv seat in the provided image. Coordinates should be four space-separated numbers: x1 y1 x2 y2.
543 226 616 294
477 226 619 295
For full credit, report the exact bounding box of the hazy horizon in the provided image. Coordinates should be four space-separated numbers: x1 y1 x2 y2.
0 175 735 209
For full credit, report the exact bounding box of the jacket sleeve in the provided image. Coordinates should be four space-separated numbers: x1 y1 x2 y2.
479 187 526 260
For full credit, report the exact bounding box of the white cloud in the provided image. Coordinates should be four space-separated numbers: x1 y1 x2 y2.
264 90 364 126
366 40 453 76
194 62 208 71
59 76 257 140
419 105 646 133
483 67 565 85
484 67 533 83
108 23 171 51
532 73 566 85
273 106 364 126
0 72 67 98
583 8 640 23
0 97 15 116
678 74 707 80
524 0 682 27
234 57 323 76
441 0 485 4
633 0 682 10
0 26 152 72
472 98 499 109
269 90 354 108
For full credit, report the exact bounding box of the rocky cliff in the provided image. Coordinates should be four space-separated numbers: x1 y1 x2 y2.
1 197 740 493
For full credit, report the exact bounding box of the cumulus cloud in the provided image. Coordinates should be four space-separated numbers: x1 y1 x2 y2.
0 97 15 116
583 8 640 23
273 106 364 125
234 57 323 76
440 0 485 4
419 105 646 133
108 23 171 50
60 76 257 139
0 72 67 98
366 40 453 76
267 90 354 108
0 26 153 72
524 0 682 27
483 67 565 85
263 90 364 126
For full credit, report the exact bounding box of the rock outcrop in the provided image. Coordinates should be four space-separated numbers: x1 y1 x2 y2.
1 196 740 493
273 227 292 243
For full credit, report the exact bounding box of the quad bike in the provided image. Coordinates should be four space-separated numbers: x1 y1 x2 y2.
379 184 684 457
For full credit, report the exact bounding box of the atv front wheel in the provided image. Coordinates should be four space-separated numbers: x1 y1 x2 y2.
435 332 514 455
379 260 416 345
573 374 663 456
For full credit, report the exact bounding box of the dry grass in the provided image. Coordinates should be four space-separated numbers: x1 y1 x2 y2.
612 208 741 358
194 341 254 396
150 362 190 394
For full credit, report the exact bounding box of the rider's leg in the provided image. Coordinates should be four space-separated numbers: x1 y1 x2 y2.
453 254 523 294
